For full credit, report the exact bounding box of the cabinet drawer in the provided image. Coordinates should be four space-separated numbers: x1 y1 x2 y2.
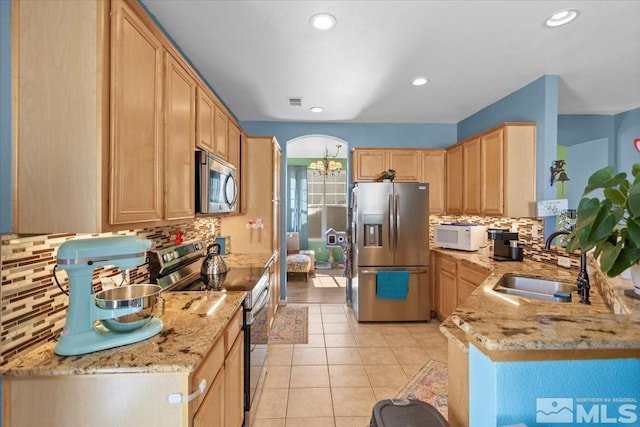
440 256 457 275
190 336 224 415
458 263 489 287
225 307 243 355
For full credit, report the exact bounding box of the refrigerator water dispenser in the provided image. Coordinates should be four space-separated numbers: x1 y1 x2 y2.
363 214 383 247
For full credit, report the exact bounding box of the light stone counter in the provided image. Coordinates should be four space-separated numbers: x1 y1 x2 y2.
435 248 640 357
223 252 275 269
1 291 246 377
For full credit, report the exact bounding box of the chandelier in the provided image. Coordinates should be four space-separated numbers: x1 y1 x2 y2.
309 145 343 176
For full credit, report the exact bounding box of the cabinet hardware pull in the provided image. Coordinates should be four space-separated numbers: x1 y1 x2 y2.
167 379 207 404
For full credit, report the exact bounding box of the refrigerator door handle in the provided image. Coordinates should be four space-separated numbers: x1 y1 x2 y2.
388 193 395 251
360 270 428 275
394 193 400 251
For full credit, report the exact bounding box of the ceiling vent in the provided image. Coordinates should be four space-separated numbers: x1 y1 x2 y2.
288 97 303 107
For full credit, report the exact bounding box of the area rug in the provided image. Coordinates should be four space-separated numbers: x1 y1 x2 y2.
251 305 308 345
395 359 449 419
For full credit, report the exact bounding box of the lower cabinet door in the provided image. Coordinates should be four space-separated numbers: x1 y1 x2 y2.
225 331 245 427
193 368 225 427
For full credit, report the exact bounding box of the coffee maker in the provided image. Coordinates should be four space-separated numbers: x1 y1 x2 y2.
488 229 524 261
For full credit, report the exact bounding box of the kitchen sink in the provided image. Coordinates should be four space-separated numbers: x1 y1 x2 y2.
493 274 578 303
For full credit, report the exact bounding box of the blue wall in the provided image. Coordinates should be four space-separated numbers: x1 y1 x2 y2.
1 0 12 233
614 107 640 175
469 345 640 427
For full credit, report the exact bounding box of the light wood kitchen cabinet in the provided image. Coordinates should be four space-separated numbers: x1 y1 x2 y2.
457 262 489 306
224 331 245 427
110 0 164 225
193 368 225 427
228 123 241 171
462 138 481 215
214 108 229 160
437 253 458 319
220 136 282 255
481 124 536 217
164 53 196 221
13 0 111 233
351 149 420 182
433 252 489 319
446 144 463 214
12 0 250 233
196 87 215 153
420 150 446 214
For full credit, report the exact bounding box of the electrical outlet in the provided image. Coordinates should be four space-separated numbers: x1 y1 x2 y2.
557 256 572 268
511 223 519 233
531 225 538 239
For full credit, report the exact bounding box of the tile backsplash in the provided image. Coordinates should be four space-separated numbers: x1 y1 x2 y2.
1 217 220 366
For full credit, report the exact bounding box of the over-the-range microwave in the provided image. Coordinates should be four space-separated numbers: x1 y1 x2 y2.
433 223 487 251
196 151 238 214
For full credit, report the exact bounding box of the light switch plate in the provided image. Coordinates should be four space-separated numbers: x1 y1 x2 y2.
557 256 572 268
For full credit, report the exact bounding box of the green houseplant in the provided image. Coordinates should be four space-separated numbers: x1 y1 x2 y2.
377 169 396 182
566 163 640 277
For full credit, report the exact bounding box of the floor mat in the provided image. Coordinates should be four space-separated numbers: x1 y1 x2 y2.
252 305 308 345
395 359 449 419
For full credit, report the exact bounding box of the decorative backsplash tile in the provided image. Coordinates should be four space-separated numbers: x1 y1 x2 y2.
1 218 220 366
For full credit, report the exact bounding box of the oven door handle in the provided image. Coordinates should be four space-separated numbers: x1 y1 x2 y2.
252 284 270 317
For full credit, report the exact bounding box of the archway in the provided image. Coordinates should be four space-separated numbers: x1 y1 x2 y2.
284 135 350 303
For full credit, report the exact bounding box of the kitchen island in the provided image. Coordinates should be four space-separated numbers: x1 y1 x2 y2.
436 248 640 427
1 291 247 427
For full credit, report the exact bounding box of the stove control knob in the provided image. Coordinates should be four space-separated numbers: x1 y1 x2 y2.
172 250 179 260
162 253 170 262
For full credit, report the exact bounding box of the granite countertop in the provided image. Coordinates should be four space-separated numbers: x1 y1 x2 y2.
435 247 640 356
1 291 246 377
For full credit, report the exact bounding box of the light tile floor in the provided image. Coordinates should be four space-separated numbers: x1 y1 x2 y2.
252 303 448 427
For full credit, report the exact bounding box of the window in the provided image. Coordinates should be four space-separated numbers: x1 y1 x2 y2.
307 171 347 239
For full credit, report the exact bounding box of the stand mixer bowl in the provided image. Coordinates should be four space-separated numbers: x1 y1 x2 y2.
95 284 164 333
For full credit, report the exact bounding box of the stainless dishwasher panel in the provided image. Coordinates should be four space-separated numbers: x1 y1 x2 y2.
353 267 430 321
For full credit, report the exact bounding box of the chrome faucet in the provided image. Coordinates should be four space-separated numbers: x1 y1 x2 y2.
544 230 591 305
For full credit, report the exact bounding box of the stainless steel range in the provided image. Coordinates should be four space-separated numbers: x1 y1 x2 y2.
148 239 270 426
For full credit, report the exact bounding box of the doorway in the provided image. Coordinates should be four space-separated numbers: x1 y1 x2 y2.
285 135 349 303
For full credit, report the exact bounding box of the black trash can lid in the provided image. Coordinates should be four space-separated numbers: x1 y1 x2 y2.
371 399 450 427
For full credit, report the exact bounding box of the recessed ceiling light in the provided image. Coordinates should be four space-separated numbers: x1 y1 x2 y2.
310 106 324 113
310 13 336 31
546 9 580 27
412 77 429 86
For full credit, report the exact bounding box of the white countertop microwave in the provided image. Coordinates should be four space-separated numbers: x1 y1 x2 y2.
433 223 487 251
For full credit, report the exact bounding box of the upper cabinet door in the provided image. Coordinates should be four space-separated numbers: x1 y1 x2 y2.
481 129 504 216
421 150 446 214
446 144 463 214
352 149 387 181
164 53 196 221
110 0 164 224
196 87 215 153
388 150 420 182
462 138 481 215
214 108 229 160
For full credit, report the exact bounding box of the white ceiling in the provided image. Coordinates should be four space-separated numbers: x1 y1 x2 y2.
140 0 640 125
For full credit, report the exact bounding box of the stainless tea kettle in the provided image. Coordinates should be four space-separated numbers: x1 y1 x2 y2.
201 243 229 276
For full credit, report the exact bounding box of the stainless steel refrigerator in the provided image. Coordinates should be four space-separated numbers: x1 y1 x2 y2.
350 182 430 321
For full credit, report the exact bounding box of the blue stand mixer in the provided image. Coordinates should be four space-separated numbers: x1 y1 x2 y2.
54 235 163 356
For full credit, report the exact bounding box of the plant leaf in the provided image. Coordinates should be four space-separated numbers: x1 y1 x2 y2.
599 241 622 275
603 187 627 206
627 217 640 244
583 166 626 195
632 163 640 179
627 176 640 219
